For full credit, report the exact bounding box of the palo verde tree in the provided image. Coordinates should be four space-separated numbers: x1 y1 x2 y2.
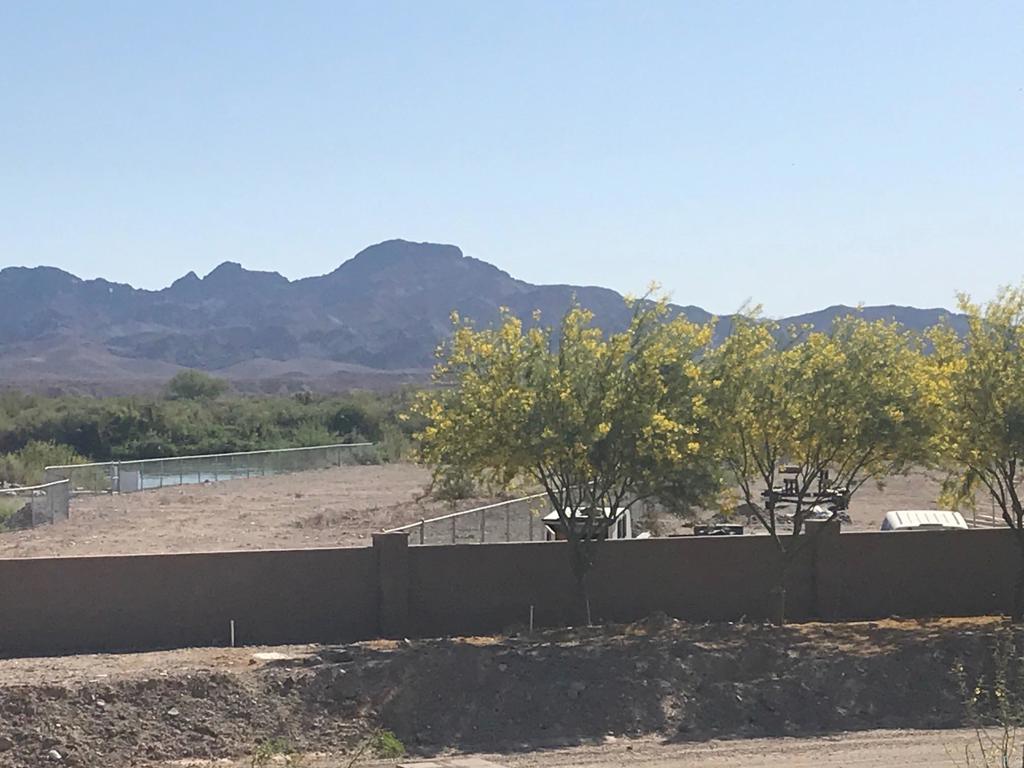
707 312 935 623
414 297 718 624
932 285 1024 619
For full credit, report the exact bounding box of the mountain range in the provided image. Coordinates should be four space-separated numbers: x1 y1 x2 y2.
0 239 965 393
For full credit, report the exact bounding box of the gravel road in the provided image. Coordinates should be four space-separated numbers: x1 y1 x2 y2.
485 729 976 766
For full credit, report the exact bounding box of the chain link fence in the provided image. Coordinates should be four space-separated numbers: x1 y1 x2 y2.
385 494 673 545
386 493 553 545
0 480 71 528
43 442 377 494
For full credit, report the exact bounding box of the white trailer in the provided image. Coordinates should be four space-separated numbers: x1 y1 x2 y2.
880 510 968 531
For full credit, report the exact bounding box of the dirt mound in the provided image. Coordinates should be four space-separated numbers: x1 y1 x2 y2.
0 618 1006 767
0 664 372 767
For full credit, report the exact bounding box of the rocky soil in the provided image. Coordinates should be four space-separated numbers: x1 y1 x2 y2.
0 616 1010 767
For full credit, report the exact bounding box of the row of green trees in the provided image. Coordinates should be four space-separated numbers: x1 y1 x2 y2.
414 286 1024 624
0 375 414 485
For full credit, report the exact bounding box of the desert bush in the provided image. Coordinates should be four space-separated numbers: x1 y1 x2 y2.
377 422 411 463
165 370 229 401
0 387 408 462
429 465 478 503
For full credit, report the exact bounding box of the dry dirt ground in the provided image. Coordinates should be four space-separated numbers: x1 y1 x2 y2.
156 730 990 767
486 731 995 767
0 616 1013 767
423 731 988 767
0 465 971 559
0 464 506 559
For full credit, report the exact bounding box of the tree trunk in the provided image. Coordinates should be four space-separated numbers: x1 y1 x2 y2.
774 585 787 627
569 540 594 627
570 567 592 626
772 552 789 626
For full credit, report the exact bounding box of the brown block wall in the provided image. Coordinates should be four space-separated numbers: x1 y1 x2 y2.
407 534 816 637
837 528 1019 619
0 547 377 656
1 527 1021 657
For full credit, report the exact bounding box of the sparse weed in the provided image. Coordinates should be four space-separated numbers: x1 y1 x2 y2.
343 728 406 767
371 729 405 758
250 737 304 767
950 628 1024 767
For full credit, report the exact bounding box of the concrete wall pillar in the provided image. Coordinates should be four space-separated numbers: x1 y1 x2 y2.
806 519 842 620
373 532 410 638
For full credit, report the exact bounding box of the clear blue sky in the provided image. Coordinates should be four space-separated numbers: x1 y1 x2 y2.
1 1 1021 315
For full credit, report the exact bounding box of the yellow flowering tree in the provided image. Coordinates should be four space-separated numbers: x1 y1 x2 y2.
932 286 1024 619
707 312 935 623
415 297 718 623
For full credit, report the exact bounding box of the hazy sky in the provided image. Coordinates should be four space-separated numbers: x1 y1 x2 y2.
2 1 1021 315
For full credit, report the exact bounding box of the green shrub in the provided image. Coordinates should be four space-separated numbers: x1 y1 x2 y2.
0 387 413 462
0 497 26 529
0 441 90 486
370 729 405 758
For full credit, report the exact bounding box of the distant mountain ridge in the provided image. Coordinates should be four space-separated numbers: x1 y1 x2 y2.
0 239 965 393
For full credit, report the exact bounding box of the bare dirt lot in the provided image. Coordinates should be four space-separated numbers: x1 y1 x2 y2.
0 464 970 559
0 616 1011 767
0 464 506 559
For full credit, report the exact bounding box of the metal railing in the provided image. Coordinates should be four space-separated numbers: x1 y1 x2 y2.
385 493 553 545
43 442 377 494
0 480 71 528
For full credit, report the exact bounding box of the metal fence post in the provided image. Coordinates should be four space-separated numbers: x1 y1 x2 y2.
451 515 457 544
419 520 425 545
505 505 511 542
480 508 486 543
115 461 121 495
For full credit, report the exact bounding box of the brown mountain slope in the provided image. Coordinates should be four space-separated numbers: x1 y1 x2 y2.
0 239 964 391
